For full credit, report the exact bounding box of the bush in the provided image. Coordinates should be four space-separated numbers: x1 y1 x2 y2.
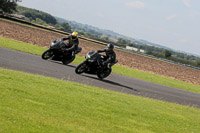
0 0 17 14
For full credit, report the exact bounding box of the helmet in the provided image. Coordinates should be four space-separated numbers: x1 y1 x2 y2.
71 32 78 40
72 31 78 37
107 43 114 50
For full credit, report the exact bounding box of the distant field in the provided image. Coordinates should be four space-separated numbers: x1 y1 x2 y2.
1 68 200 133
0 17 63 34
1 37 200 94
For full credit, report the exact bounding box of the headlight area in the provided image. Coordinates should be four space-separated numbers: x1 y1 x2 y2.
51 43 55 47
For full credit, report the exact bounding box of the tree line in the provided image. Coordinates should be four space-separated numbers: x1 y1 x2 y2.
16 6 72 33
116 37 200 67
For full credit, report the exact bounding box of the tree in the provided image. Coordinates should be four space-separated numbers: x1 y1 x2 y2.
176 53 185 59
60 22 72 32
146 51 153 55
100 36 110 41
165 50 172 58
117 38 127 45
55 22 72 32
0 0 19 14
21 10 57 25
196 60 200 67
36 18 48 26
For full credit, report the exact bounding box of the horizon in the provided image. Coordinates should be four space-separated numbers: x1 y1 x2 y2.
56 16 200 57
19 0 200 56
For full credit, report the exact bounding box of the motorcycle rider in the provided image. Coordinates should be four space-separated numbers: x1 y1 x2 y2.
97 43 117 69
61 31 81 55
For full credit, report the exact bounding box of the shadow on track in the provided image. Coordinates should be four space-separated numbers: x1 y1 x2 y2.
82 74 139 92
47 60 76 68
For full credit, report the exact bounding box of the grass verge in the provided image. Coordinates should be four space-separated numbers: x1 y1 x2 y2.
0 37 200 93
0 68 200 133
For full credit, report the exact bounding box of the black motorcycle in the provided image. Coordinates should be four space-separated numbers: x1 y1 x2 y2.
41 39 82 65
75 51 117 79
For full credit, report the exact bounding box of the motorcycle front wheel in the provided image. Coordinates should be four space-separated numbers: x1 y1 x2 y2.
75 61 87 74
41 49 53 60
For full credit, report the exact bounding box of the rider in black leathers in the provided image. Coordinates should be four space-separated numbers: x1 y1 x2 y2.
97 43 117 68
61 31 81 56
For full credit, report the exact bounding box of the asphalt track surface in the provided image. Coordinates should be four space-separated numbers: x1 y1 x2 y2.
1 47 200 108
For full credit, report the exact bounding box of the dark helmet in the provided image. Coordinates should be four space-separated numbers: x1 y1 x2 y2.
107 43 114 50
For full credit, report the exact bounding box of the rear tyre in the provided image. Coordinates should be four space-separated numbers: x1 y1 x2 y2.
97 68 112 79
75 61 87 74
62 55 75 65
41 49 53 60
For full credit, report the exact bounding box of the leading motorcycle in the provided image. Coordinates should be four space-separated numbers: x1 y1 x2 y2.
41 39 82 65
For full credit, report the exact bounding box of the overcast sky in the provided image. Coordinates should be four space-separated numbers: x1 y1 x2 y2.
19 0 200 56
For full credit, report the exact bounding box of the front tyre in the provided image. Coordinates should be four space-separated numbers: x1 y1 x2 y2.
41 49 53 60
75 61 87 74
97 68 112 79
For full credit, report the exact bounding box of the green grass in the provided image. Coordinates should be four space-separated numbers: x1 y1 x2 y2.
0 68 200 133
1 37 200 94
113 65 200 93
0 37 46 55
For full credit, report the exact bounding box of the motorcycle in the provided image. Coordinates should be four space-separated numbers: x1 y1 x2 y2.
75 51 117 79
41 39 82 65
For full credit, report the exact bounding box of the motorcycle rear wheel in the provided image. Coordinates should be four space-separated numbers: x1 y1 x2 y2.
41 49 53 60
62 55 75 65
97 68 112 79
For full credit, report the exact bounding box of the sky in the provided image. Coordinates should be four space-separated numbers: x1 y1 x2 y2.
19 0 200 56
